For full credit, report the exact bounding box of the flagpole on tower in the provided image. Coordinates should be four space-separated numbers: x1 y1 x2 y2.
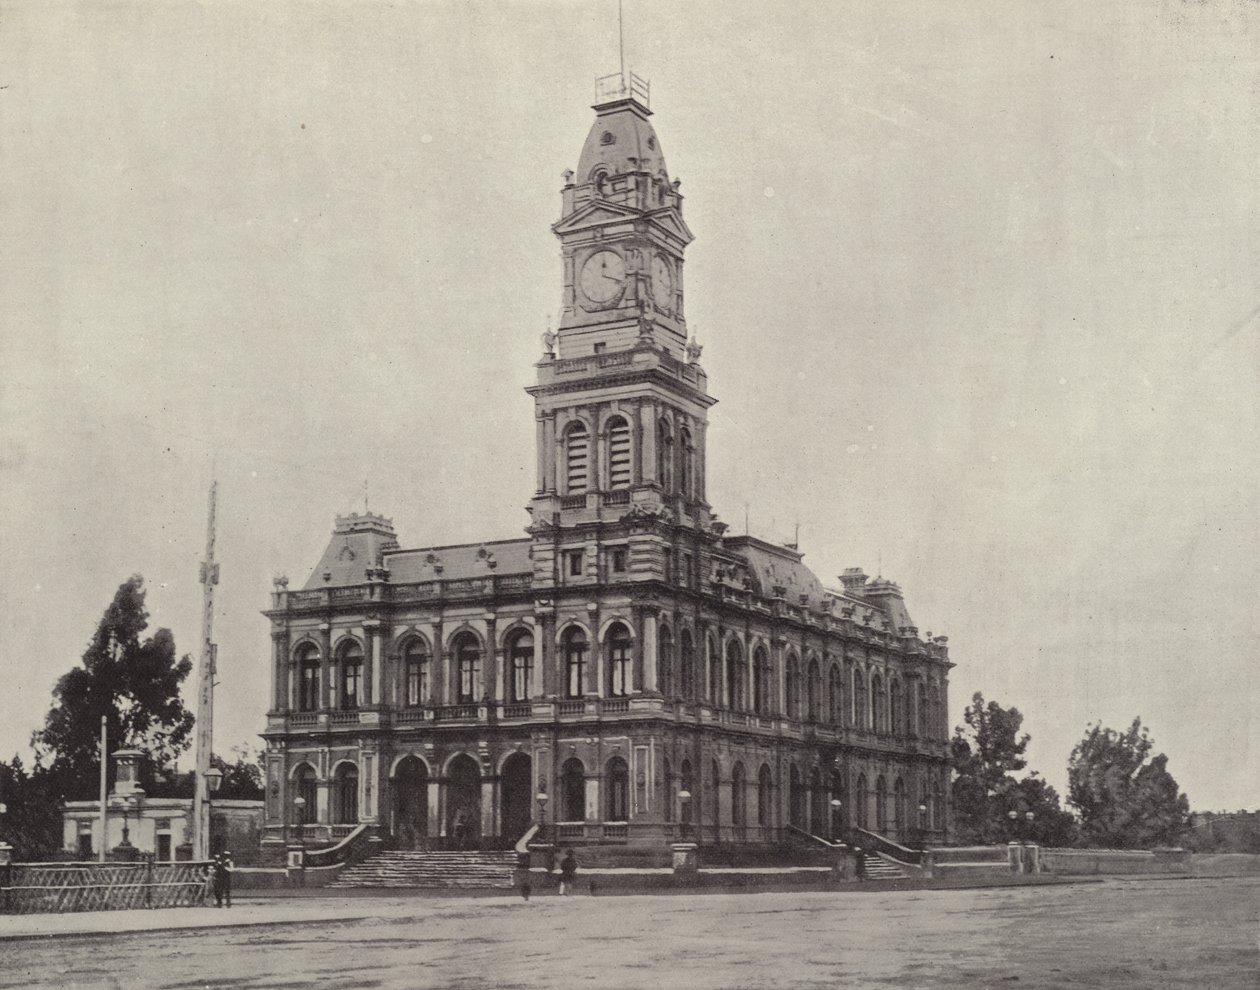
192 478 220 861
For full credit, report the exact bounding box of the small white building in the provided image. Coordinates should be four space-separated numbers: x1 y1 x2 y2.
61 749 262 862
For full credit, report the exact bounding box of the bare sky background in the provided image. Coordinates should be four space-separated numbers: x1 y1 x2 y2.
2 1 1256 811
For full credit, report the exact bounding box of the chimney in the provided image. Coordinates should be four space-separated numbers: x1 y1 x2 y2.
840 568 868 596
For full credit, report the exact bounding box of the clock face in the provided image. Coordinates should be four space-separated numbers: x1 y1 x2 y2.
579 250 627 305
651 255 673 308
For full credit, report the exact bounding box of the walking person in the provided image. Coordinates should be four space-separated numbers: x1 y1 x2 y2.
854 846 867 883
558 848 577 896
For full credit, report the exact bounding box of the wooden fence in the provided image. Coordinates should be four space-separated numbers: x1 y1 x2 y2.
0 860 212 915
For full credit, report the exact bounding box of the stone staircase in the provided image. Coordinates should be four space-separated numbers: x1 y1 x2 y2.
330 850 518 890
863 854 908 880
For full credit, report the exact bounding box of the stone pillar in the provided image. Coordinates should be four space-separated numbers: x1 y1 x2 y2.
316 781 331 825
535 413 547 493
428 779 442 838
642 608 658 693
536 606 554 700
588 602 602 697
481 776 496 839
319 624 333 710
271 629 287 711
364 620 382 706
484 613 499 704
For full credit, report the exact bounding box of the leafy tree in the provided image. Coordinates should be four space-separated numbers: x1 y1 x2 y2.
951 692 1076 845
211 746 265 800
1067 718 1189 849
33 575 195 800
950 693 1031 843
0 755 64 860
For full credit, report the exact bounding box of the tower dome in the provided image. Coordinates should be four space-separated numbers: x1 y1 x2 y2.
576 98 669 186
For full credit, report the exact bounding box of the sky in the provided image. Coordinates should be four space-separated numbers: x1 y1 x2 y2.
1 0 1256 811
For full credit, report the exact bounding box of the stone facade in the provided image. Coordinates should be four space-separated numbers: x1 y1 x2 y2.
259 83 953 860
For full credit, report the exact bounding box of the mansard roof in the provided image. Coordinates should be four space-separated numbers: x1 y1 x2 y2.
384 539 531 583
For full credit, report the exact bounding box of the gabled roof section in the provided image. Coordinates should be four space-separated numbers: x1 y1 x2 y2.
644 206 694 244
303 513 400 590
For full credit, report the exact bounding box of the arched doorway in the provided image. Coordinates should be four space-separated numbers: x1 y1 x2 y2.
446 754 482 849
500 752 532 845
333 762 358 825
392 756 429 849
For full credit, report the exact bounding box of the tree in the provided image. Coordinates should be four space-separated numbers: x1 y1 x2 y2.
1067 718 1189 849
0 755 64 861
211 746 265 800
950 693 1031 843
950 692 1077 845
33 575 196 800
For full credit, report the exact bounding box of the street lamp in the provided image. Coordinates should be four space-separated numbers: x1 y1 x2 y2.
203 767 223 858
1024 810 1035 842
678 789 692 840
830 798 843 843
536 789 549 841
293 795 307 847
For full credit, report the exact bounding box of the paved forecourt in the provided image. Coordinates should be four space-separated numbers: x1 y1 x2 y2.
1 876 1256 989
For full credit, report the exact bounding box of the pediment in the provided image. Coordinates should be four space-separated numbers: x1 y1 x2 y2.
552 201 642 235
644 207 694 244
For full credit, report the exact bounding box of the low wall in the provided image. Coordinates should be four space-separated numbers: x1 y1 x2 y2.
1041 848 1191 875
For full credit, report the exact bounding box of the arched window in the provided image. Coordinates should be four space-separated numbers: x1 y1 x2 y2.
753 646 770 715
334 762 358 824
607 623 633 697
679 426 694 497
806 659 822 722
338 641 363 711
403 638 429 708
658 624 674 699
916 682 927 737
679 629 695 701
830 770 847 839
561 758 586 822
564 421 589 495
810 767 826 834
875 775 889 832
296 644 321 712
889 677 902 736
293 764 317 824
785 654 802 720
930 776 944 832
844 659 855 725
855 668 869 730
855 773 869 830
731 762 746 830
758 764 773 828
725 641 745 711
507 630 533 703
871 673 885 734
452 633 480 704
789 765 804 828
709 760 721 835
606 757 629 821
828 663 844 724
563 626 588 699
656 418 674 491
606 416 631 489
931 682 943 739
707 634 722 706
894 777 907 839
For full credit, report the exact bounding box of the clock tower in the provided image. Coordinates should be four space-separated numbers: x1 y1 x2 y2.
527 74 716 587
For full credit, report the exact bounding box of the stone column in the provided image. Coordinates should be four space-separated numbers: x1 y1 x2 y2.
272 629 289 711
588 602 602 697
535 413 547 493
432 620 445 705
427 778 442 838
319 624 333 710
641 607 658 694
484 613 499 704
364 619 382 706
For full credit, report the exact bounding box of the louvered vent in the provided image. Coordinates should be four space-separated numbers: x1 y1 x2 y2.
608 417 631 489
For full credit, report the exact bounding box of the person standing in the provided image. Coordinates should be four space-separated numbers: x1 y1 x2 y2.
558 848 577 896
212 851 234 908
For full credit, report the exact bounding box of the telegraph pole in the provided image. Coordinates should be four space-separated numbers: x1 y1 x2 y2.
192 479 219 861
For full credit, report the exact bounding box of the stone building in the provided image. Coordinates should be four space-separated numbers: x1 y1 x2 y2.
259 75 953 861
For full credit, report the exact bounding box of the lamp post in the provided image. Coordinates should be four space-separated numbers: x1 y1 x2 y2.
678 789 692 841
536 789 549 842
917 802 928 850
830 798 843 843
1024 810 1035 843
293 795 307 848
1007 808 1019 841
203 766 223 858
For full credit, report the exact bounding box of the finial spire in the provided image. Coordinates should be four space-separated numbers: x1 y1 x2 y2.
619 0 625 86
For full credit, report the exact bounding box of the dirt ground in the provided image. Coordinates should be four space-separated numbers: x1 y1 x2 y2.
2 876 1256 989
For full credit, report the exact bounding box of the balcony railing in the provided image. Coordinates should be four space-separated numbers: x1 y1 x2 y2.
433 704 479 722
289 712 320 727
501 703 532 719
601 698 630 714
602 822 629 840
557 700 586 716
329 710 359 725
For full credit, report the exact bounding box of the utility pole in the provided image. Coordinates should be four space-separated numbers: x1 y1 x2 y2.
98 716 107 862
192 479 219 861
